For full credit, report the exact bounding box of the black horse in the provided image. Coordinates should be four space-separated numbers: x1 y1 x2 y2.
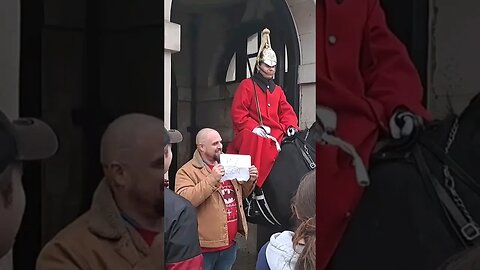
246 121 321 247
329 93 480 270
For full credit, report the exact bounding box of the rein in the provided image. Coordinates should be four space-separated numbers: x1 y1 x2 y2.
414 117 480 245
285 129 316 170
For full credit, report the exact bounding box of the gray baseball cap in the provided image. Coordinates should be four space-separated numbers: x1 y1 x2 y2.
161 120 183 145
0 110 58 174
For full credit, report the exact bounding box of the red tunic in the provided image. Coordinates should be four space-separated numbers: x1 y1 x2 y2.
227 78 299 187
316 0 431 269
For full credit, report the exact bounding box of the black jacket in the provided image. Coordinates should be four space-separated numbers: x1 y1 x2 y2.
164 188 203 269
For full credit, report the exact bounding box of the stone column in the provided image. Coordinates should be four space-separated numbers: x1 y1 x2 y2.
286 0 316 129
0 0 20 119
164 0 181 129
427 0 480 117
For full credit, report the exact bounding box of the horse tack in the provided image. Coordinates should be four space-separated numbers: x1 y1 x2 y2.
419 120 480 195
416 117 480 245
413 146 480 246
244 187 282 226
244 129 317 227
441 118 480 242
291 130 316 170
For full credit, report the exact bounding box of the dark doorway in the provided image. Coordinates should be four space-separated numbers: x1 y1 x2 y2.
15 1 165 268
14 0 44 268
380 0 429 103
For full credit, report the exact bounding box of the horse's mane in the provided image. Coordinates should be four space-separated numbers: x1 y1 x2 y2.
422 114 457 143
422 92 480 144
459 92 480 120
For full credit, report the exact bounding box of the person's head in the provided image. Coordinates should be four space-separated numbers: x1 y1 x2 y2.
256 28 277 80
0 110 58 258
196 128 223 164
258 62 276 80
291 169 316 270
437 245 480 270
100 113 168 219
161 122 182 175
162 122 182 189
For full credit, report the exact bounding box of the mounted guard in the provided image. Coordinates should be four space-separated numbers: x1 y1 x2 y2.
227 28 299 188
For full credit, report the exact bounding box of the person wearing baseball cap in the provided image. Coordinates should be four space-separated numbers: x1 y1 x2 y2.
0 110 58 259
162 121 204 269
163 125 183 146
163 124 182 187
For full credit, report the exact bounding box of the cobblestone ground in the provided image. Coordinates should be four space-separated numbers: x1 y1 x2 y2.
233 224 258 270
233 248 257 270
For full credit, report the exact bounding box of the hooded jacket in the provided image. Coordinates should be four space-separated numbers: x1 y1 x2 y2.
256 231 304 270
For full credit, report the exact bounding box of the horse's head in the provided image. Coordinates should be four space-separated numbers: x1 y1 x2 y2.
448 93 480 180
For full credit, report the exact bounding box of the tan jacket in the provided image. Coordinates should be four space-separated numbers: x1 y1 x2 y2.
175 150 256 248
36 180 162 270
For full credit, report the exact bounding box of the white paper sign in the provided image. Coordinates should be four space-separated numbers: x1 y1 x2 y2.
220 154 251 181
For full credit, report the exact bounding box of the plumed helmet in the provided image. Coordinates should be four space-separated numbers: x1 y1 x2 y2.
256 28 277 69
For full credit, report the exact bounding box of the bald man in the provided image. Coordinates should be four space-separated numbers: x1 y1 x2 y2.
175 128 257 270
37 113 164 270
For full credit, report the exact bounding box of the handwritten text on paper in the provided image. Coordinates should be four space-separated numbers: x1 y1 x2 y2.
220 154 251 181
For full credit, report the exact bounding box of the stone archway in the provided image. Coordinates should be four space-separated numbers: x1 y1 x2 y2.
164 0 316 129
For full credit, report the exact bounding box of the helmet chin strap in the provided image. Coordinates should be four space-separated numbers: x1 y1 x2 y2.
258 65 274 80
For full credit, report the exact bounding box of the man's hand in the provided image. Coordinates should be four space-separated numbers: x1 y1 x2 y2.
211 162 225 182
248 166 258 182
389 109 423 139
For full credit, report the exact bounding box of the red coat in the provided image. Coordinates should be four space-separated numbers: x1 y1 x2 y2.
227 78 299 187
316 0 431 269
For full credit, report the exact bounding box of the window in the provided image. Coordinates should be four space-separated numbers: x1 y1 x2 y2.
224 31 290 83
225 53 236 82
246 33 259 78
225 33 260 82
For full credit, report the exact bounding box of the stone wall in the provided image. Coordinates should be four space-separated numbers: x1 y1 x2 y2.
428 0 480 117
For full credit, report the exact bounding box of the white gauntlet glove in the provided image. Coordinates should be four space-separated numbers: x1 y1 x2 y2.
252 126 270 138
389 110 423 139
252 125 281 151
286 126 298 137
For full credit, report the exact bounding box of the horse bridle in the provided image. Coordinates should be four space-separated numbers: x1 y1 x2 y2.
414 117 480 245
291 129 316 170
